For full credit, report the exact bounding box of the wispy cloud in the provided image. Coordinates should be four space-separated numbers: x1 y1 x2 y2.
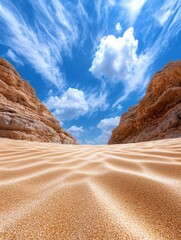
0 0 78 87
76 0 90 46
91 0 117 48
6 49 23 65
87 89 109 113
143 0 181 65
120 0 147 24
155 1 176 26
156 1 180 45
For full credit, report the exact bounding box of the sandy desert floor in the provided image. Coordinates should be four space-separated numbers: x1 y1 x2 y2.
0 137 181 240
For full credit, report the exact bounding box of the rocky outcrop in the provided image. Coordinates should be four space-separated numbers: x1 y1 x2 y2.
0 58 77 144
109 60 181 144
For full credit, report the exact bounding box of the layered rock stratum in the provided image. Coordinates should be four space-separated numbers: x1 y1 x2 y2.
109 60 181 144
0 58 77 144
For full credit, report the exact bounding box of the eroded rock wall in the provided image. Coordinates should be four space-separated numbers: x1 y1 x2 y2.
109 61 181 144
0 58 77 144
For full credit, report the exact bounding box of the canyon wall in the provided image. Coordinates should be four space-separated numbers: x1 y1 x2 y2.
0 58 77 144
109 60 181 144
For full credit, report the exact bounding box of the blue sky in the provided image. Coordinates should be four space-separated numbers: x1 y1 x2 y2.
0 0 180 144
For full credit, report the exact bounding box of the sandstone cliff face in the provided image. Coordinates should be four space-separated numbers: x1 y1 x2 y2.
109 60 181 144
0 58 77 144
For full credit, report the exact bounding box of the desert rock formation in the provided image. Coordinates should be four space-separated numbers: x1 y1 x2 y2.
0 58 77 144
109 60 181 144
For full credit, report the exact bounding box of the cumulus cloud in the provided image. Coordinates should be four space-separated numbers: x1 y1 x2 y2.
45 88 88 121
90 27 138 82
45 86 110 123
6 49 23 65
97 116 120 144
90 27 150 106
67 125 84 138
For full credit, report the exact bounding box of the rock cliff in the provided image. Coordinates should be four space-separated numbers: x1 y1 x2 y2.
0 58 77 144
109 60 181 144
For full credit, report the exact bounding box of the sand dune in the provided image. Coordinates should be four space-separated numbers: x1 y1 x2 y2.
0 138 181 240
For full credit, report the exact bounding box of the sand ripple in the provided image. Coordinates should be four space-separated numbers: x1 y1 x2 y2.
0 138 181 240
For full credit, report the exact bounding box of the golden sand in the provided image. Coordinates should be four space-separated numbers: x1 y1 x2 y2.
0 138 181 240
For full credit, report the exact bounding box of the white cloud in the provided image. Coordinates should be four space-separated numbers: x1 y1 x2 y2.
158 9 172 26
90 27 150 106
45 88 89 121
0 1 78 87
108 0 116 6
45 87 109 122
115 22 122 33
121 0 147 24
90 27 138 82
113 53 150 107
155 1 176 26
144 1 180 67
94 0 116 30
97 116 120 131
95 0 107 21
97 116 120 144
6 49 23 65
76 0 90 45
117 104 123 110
87 90 109 113
67 126 84 138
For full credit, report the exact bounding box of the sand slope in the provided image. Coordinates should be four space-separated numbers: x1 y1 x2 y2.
0 138 181 240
